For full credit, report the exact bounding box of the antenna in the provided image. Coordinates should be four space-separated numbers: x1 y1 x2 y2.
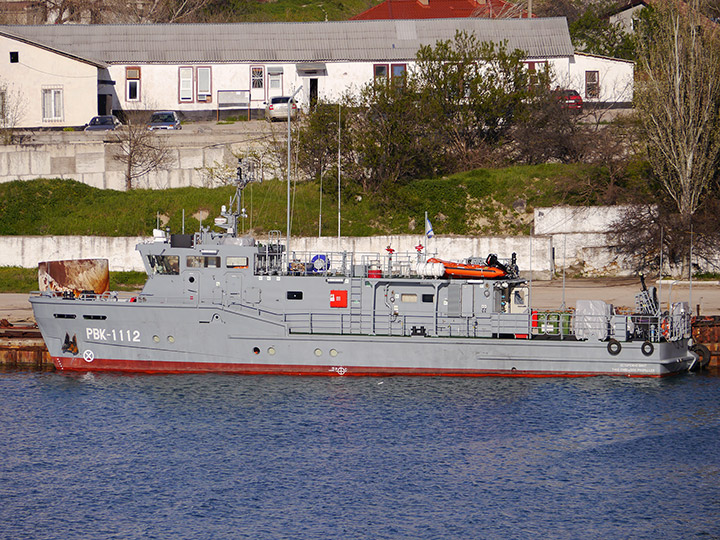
338 102 341 241
287 85 303 267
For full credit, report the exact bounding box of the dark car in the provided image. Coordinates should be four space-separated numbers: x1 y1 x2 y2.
556 89 583 112
84 115 122 131
148 111 182 130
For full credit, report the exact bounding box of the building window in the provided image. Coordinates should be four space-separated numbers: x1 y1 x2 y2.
374 64 389 79
525 61 548 87
10 52 19 63
41 87 63 122
197 67 211 101
585 70 600 99
179 67 193 102
391 64 406 79
0 90 5 120
126 67 141 102
251 67 264 89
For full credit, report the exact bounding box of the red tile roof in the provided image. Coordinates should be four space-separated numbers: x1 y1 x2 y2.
351 0 530 20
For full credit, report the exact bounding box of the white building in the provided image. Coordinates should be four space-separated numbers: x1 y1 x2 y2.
1 18 634 129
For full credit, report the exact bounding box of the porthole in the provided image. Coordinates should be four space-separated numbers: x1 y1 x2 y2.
314 348 322 357
168 335 175 343
253 347 260 355
153 335 160 343
189 276 195 283
268 347 276 355
330 349 338 357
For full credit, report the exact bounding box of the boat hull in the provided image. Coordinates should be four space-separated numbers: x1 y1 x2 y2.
31 283 694 378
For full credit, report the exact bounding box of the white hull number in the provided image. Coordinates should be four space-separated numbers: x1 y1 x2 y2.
86 327 140 342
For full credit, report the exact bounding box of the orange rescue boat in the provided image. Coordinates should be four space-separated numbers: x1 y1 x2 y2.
427 257 508 279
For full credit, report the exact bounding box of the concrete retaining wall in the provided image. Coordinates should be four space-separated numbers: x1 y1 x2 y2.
0 141 238 190
0 234 555 278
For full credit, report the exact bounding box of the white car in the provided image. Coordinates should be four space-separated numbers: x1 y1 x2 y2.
264 97 298 122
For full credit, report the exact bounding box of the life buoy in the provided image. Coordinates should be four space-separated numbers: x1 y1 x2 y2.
660 317 670 340
607 339 622 356
310 254 327 272
641 341 654 356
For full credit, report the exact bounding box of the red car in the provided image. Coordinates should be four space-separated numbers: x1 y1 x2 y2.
557 89 583 111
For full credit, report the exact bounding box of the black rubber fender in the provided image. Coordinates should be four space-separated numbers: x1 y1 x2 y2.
689 343 711 371
607 339 622 356
641 341 654 356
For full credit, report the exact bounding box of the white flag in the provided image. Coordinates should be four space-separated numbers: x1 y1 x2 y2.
425 215 434 238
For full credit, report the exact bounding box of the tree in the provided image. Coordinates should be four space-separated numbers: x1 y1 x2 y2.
112 110 174 190
415 31 544 170
346 76 443 193
0 79 26 145
509 93 587 165
569 3 637 60
296 100 347 183
634 0 720 226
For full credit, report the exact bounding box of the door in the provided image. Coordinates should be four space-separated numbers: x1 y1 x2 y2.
309 78 318 109
98 94 111 115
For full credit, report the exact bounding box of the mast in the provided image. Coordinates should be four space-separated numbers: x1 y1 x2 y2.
287 86 303 266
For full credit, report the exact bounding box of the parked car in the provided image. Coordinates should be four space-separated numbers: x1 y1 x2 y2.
556 89 583 112
265 96 298 122
84 115 122 131
148 111 182 130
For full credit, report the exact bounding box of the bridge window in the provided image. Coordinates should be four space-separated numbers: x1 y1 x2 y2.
148 255 179 275
187 255 220 268
226 256 249 268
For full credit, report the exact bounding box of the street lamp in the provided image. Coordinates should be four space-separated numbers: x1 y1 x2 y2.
287 85 302 269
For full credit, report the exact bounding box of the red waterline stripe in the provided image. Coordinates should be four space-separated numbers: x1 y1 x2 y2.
53 356 673 378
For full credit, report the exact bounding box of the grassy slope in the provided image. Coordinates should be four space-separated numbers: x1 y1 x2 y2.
0 163 613 238
230 0 376 22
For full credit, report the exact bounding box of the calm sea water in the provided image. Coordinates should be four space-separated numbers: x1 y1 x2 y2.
1 371 719 540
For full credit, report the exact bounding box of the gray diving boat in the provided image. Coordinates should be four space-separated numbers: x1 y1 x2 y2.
29 183 703 377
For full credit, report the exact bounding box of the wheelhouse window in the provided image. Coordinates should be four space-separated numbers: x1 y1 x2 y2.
197 67 212 102
41 87 63 122
179 67 193 102
186 255 221 268
148 255 179 275
126 67 141 102
226 256 249 268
